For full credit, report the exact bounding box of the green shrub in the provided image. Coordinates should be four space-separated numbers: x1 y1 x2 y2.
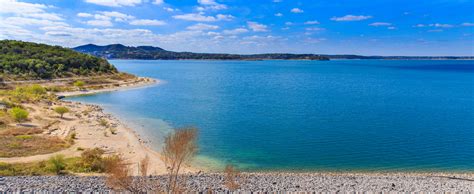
54 106 70 118
9 107 28 123
73 81 85 89
99 119 109 127
48 155 66 175
79 148 107 172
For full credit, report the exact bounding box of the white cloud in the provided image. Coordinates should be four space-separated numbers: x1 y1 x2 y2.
0 0 63 20
100 11 135 21
305 27 324 31
86 20 113 27
84 0 142 7
187 23 219 31
247 21 268 32
290 8 304 13
414 23 454 28
45 31 72 37
304 20 320 25
173 13 233 22
369 22 392 26
223 28 248 35
153 0 164 5
275 13 283 17
197 0 227 10
331 15 372 21
285 22 293 26
164 7 178 12
130 19 166 26
387 26 396 30
429 23 453 28
462 22 474 27
77 13 93 17
2 16 67 27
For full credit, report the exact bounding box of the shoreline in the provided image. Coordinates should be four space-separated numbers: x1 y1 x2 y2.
56 77 160 97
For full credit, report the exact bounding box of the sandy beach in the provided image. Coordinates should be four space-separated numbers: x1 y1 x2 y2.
0 77 194 176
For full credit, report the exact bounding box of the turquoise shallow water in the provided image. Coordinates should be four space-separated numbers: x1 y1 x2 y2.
69 60 474 172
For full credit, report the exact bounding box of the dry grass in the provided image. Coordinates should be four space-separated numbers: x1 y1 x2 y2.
161 127 198 192
0 136 69 157
0 127 43 136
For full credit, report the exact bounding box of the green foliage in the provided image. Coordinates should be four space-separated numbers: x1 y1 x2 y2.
0 85 51 103
54 106 70 118
77 148 107 172
73 80 85 88
48 155 66 175
0 40 118 80
9 107 28 123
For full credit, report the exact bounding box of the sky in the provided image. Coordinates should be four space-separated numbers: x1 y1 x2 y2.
0 0 473 56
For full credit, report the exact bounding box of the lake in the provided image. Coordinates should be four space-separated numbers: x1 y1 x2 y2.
68 60 474 172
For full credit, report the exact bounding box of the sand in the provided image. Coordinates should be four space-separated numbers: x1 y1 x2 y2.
0 77 193 175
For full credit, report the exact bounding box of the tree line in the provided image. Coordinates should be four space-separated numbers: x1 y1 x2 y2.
0 40 118 80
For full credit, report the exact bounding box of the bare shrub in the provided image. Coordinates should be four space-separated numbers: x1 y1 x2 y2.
224 164 241 191
105 155 135 192
140 155 150 177
161 127 198 192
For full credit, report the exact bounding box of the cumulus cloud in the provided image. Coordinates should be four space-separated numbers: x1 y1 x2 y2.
275 13 283 17
130 19 166 26
223 28 249 35
77 13 93 17
87 19 113 27
197 0 227 10
84 0 142 7
80 11 135 27
369 22 392 26
331 15 372 21
247 21 268 32
290 8 304 13
187 23 219 31
173 13 233 22
0 0 63 20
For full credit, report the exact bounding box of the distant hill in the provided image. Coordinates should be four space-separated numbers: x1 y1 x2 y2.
73 44 330 60
74 44 473 61
0 40 117 80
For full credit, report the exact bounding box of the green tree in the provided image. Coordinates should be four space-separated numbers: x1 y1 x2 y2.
54 106 70 118
9 107 28 123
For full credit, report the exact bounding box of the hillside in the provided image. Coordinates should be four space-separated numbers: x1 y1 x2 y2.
74 44 473 61
73 44 330 60
0 40 118 81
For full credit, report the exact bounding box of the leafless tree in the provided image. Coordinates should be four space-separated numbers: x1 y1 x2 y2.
224 164 241 191
161 127 198 193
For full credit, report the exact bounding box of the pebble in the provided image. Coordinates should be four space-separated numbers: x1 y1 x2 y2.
0 173 473 192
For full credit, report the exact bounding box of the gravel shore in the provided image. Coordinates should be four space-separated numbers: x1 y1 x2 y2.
1 173 473 192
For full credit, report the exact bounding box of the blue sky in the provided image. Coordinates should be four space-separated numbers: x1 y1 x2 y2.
0 0 473 56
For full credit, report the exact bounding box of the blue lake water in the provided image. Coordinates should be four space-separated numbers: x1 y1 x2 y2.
69 60 474 172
